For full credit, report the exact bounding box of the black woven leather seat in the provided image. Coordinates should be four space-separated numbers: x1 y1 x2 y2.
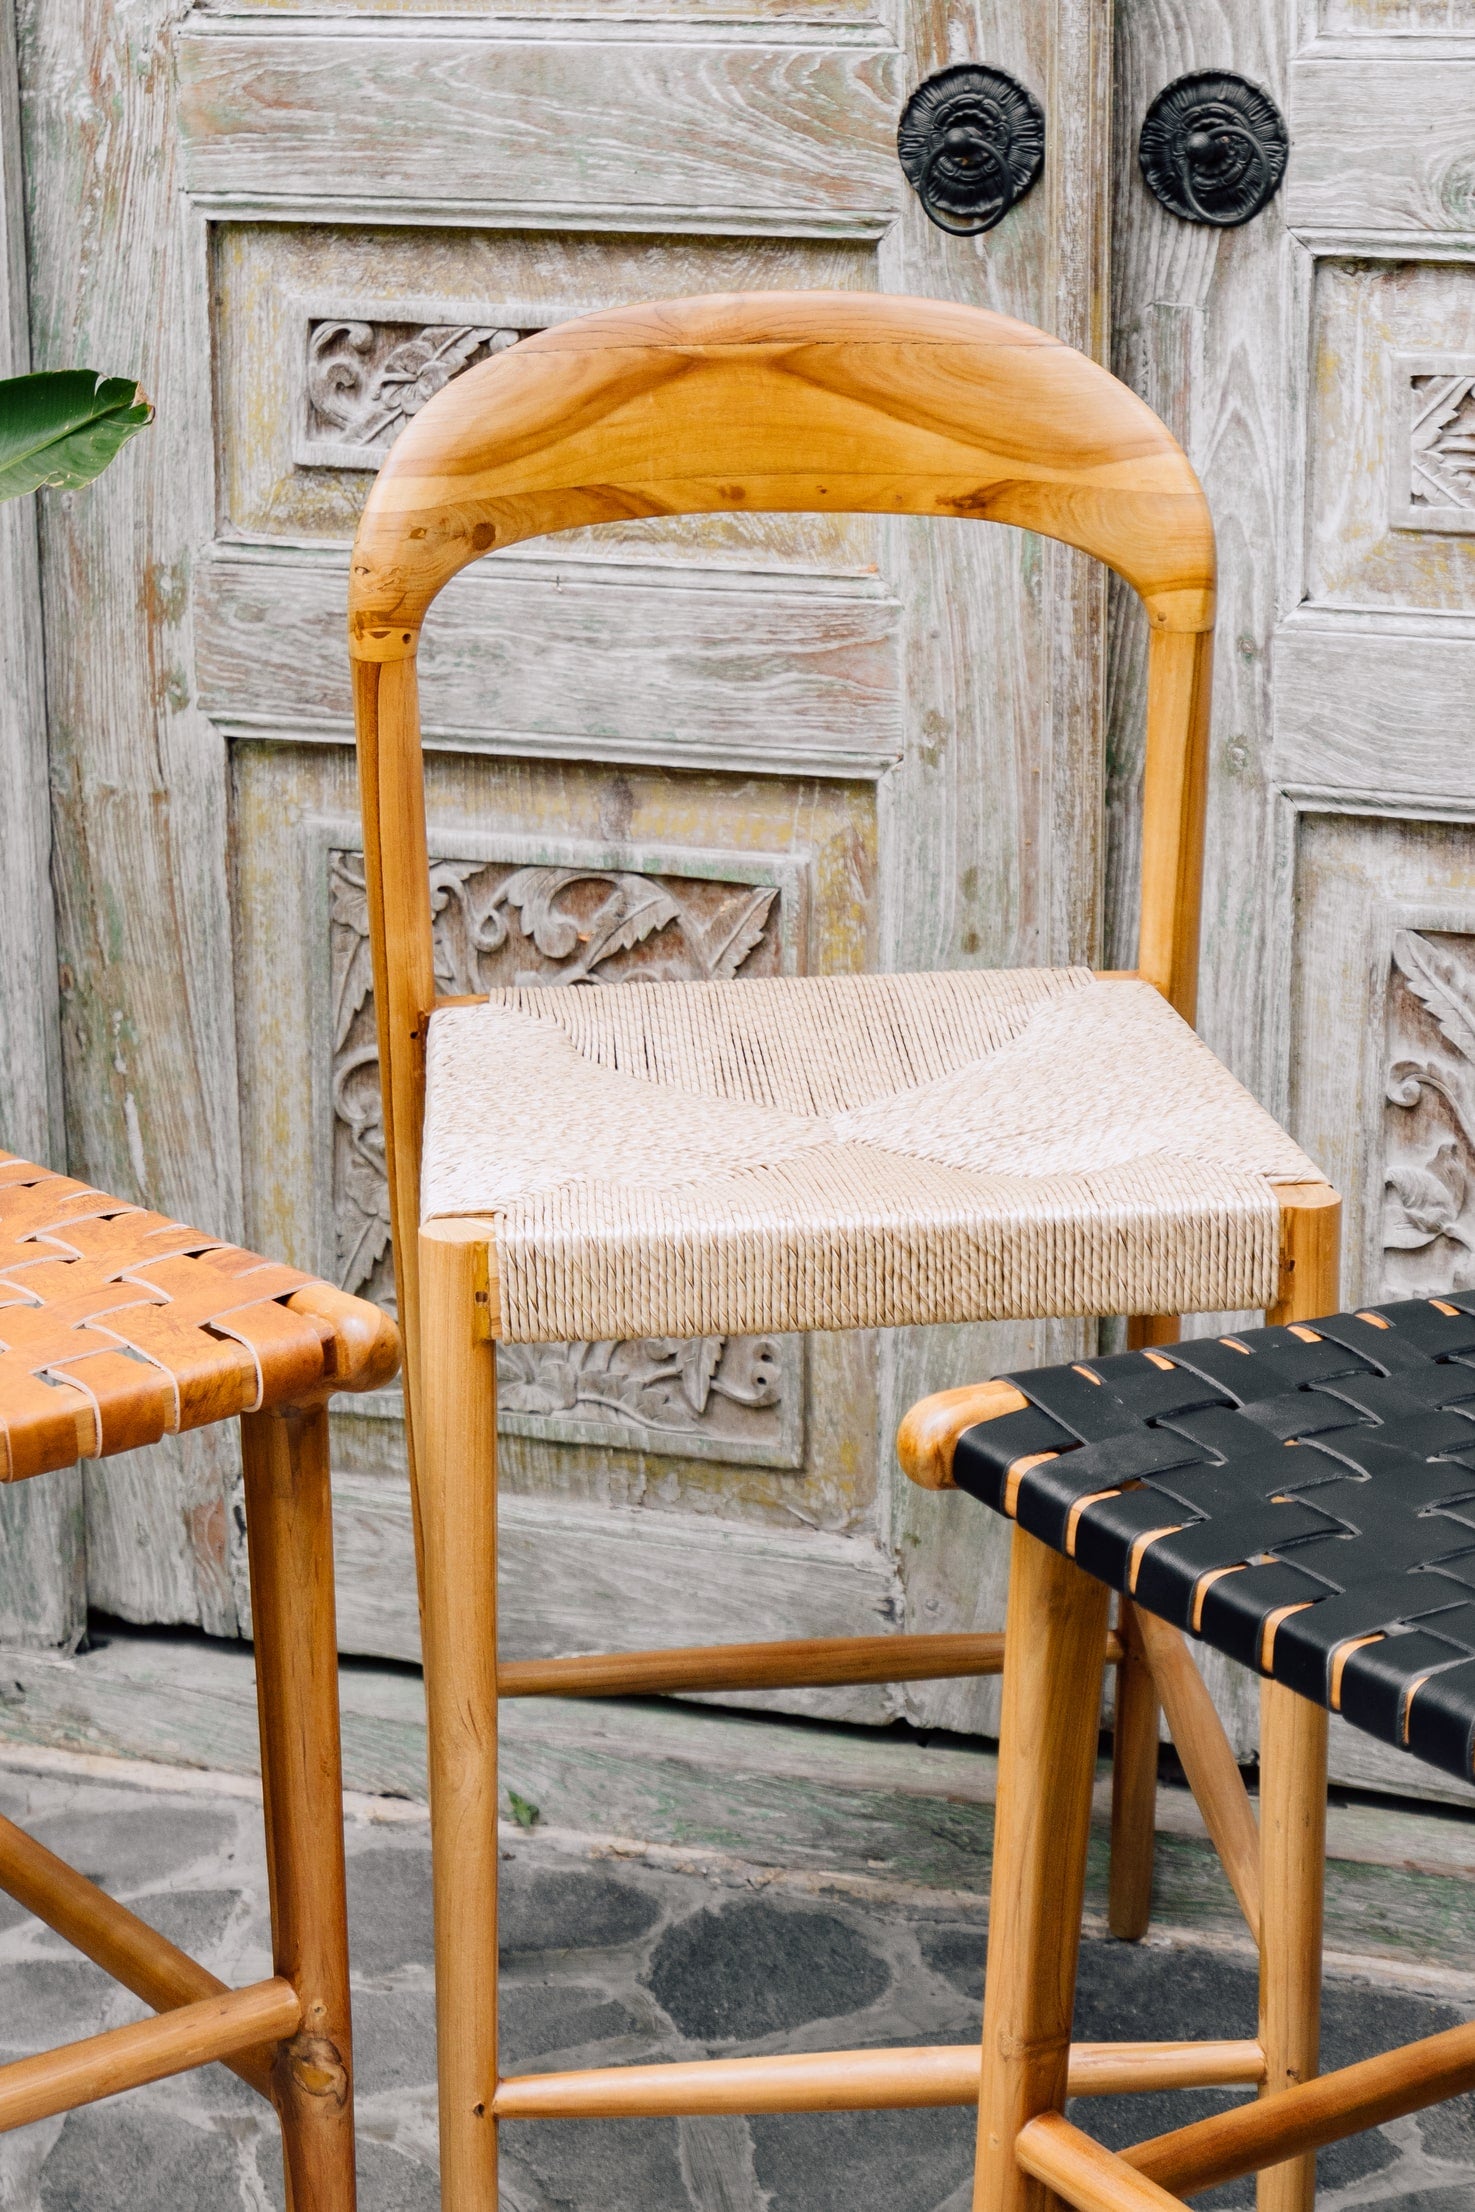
954 1295 1475 1785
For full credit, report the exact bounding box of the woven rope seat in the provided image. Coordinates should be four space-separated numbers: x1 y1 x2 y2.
951 1293 1475 1786
420 967 1319 1343
0 1149 397 1480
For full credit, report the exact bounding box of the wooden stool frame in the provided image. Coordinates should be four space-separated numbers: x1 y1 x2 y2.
0 1405 348 2203
0 1316 393 2212
899 1190 1337 2212
347 292 1345 2208
896 1208 1475 2212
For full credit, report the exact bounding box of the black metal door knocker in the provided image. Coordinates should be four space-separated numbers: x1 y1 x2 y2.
897 65 1045 235
1138 71 1288 227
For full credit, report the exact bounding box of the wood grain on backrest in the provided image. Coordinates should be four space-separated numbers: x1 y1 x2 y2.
347 291 1217 1374
348 291 1213 657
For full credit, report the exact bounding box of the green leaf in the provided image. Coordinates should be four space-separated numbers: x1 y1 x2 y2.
506 1789 541 1830
0 370 153 501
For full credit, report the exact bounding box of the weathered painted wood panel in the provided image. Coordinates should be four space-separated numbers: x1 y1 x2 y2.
1107 0 1294 1096
177 25 902 232
0 0 78 1651
874 0 1112 1737
208 217 879 559
1273 619 1475 799
18 0 244 1636
191 0 1113 1734
1303 255 1475 612
0 0 57 1169
24 0 1124 1752
1112 0 1475 1814
194 0 884 20
1287 58 1475 241
1289 810 1475 1334
1317 1 1475 33
195 545 905 778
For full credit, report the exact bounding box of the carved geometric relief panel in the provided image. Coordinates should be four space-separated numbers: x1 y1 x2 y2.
330 849 804 1465
1383 928 1475 1297
1392 356 1475 535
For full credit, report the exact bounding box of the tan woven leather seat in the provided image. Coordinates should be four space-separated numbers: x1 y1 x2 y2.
0 1150 396 1478
421 969 1318 1342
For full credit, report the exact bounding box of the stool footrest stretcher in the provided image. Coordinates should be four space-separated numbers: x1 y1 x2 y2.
0 1809 277 2097
497 1629 1124 1699
0 1979 301 2135
493 2037 1267 2120
1017 2012 1475 2209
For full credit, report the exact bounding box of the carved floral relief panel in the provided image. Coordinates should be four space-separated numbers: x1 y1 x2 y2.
299 319 534 471
1383 929 1475 1295
330 850 802 1463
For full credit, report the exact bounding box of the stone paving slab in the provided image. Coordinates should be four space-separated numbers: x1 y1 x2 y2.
0 1759 1472 2212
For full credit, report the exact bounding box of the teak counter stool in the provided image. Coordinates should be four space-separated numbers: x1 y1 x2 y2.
0 1150 399 2211
345 291 1342 2207
898 1291 1475 2212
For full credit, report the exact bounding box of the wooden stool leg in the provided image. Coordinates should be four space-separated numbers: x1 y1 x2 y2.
418 1222 500 2212
975 1526 1112 2212
1257 1680 1326 2212
1108 1602 1159 1940
1255 1179 1338 2212
1110 1316 1180 1936
241 1403 356 2212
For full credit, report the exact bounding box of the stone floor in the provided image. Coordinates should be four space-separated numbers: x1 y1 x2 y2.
2 1758 1473 2212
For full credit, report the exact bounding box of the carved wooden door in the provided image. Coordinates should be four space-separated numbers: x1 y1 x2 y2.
15 0 1111 1718
1113 3 1475 1802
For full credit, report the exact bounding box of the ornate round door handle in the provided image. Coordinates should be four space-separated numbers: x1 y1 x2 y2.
1138 71 1288 227
896 65 1045 236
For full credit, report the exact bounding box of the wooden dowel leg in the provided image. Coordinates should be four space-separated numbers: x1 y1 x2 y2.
974 1526 1111 2212
1257 1680 1326 2212
1114 1305 1181 1937
1133 1607 1261 1944
241 1404 356 2212
1108 1603 1159 1941
418 1222 500 2212
1256 1182 1338 2212
1268 1183 1341 1330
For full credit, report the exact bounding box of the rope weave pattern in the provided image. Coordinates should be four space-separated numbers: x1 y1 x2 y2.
421 972 1320 1342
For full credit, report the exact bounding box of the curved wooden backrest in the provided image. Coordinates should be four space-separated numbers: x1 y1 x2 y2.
349 290 1213 648
347 291 1217 1365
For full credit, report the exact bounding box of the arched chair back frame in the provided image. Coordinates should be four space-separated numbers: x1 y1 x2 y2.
344 293 1330 2212
348 290 1218 1377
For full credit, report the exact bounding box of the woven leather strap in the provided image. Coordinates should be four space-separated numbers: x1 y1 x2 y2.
0 1153 398 1481
954 1296 1475 1784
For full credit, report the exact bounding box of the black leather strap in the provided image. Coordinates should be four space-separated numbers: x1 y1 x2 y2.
952 1298 1475 1784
